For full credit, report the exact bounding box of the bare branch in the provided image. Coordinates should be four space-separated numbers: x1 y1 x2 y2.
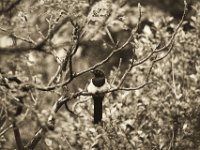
64 102 78 117
30 3 142 91
26 96 68 149
0 124 13 137
155 0 187 52
0 16 70 54
115 0 187 89
70 3 142 78
154 42 174 62
110 82 152 92
69 21 80 79
0 27 34 44
26 128 47 150
47 64 63 86
61 0 186 97
26 1 188 149
47 20 80 86
117 60 134 88
24 1 185 92
105 26 115 45
13 121 25 150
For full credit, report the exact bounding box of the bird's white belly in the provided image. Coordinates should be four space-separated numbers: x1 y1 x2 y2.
87 79 110 94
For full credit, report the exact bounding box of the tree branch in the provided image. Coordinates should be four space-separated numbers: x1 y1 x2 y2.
26 128 46 150
0 16 70 54
155 0 187 53
26 1 188 149
26 96 68 149
47 20 80 86
13 121 25 150
33 3 142 91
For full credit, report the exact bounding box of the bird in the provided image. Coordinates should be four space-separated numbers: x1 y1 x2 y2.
87 69 110 124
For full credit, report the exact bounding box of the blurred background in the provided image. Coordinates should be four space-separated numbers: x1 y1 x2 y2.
0 0 200 149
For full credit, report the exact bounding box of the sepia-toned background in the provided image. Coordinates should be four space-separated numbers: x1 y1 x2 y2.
0 0 199 149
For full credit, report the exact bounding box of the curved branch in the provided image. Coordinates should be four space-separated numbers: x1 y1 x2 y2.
34 3 142 91
155 0 187 52
0 16 70 54
27 1 188 149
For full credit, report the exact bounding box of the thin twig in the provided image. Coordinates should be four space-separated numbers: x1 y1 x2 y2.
0 124 13 137
117 60 134 88
0 16 70 54
155 0 187 53
0 26 35 44
27 1 188 149
34 3 142 91
105 26 115 45
26 96 68 149
47 64 62 86
26 128 47 150
48 21 80 86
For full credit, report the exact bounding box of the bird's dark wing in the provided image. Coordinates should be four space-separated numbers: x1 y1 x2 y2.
92 77 105 87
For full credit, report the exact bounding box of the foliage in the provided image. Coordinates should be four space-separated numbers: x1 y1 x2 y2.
0 0 199 150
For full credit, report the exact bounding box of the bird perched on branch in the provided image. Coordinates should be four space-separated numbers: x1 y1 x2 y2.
87 69 110 124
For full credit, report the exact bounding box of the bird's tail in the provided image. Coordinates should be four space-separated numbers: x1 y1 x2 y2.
93 94 104 124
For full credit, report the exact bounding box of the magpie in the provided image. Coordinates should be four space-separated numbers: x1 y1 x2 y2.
87 69 109 124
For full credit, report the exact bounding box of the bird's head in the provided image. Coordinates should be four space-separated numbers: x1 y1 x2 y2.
91 69 105 78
